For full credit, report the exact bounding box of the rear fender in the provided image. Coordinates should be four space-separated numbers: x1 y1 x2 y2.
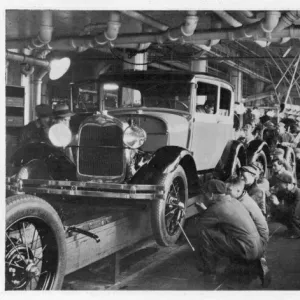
215 140 246 180
129 146 198 189
247 140 271 167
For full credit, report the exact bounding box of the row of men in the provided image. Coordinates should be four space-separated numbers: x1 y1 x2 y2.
192 160 300 286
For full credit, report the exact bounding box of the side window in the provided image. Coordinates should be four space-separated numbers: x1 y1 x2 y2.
196 82 218 114
219 88 231 116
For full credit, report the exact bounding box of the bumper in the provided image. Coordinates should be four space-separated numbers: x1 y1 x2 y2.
6 178 165 201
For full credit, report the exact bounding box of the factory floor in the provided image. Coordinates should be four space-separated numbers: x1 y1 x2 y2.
63 220 300 291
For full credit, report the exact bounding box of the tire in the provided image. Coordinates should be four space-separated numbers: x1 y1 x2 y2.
5 195 67 290
252 151 268 178
151 165 188 247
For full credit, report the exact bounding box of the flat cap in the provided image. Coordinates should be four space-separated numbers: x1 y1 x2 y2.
276 171 295 184
203 179 226 194
35 104 52 118
273 148 285 156
240 164 259 177
264 120 275 129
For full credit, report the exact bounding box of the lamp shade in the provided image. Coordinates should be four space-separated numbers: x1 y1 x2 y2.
49 57 71 80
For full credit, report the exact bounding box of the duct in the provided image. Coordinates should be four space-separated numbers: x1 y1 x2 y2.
120 11 169 31
6 51 50 68
32 68 49 108
274 11 300 32
240 11 254 18
27 11 53 50
244 91 275 103
20 64 35 76
214 11 242 27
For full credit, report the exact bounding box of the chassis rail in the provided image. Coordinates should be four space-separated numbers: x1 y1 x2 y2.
6 178 165 200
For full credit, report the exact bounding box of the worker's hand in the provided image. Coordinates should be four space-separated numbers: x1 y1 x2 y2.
269 194 280 206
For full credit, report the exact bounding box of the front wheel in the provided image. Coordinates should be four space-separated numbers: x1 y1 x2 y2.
5 195 67 290
151 165 188 247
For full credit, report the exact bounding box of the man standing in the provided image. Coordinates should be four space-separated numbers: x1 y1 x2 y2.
19 104 53 145
195 179 270 287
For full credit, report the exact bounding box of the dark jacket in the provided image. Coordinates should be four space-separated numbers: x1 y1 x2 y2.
238 191 269 247
19 119 50 146
247 182 266 215
196 194 264 260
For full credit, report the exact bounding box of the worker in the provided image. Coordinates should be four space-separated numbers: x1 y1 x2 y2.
239 164 267 216
196 100 215 114
277 122 294 145
253 161 270 193
238 124 255 144
272 147 293 173
195 179 270 287
269 157 295 188
19 104 53 146
226 177 269 248
53 103 76 163
268 171 300 239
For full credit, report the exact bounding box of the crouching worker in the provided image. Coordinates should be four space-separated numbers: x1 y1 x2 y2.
195 179 270 287
269 171 300 239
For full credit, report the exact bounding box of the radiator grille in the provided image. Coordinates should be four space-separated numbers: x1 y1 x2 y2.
78 124 124 177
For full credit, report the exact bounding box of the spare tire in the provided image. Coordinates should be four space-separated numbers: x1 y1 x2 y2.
151 165 188 247
5 195 66 290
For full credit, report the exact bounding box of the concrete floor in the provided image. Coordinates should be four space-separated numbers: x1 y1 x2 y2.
63 221 300 290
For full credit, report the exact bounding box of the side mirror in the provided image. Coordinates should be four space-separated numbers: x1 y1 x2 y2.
49 123 72 147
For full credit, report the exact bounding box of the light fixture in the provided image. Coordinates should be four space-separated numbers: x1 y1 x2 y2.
49 57 71 80
104 83 119 91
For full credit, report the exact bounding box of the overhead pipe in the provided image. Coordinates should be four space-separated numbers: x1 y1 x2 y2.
273 11 300 32
49 11 121 50
214 11 242 27
6 51 50 68
27 11 53 50
120 11 169 31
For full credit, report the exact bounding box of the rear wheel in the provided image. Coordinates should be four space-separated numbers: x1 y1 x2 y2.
5 195 66 290
151 165 188 247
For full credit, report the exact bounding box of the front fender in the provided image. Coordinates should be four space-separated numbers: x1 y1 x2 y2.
15 159 51 180
10 142 77 180
130 146 198 187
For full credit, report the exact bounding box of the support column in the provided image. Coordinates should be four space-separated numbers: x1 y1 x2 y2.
230 69 243 103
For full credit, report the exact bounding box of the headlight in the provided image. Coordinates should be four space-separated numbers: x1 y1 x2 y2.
123 125 147 149
49 123 72 147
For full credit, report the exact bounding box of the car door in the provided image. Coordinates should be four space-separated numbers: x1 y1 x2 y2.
190 80 219 171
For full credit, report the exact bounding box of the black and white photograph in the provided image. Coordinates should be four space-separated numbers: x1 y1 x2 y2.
3 1 300 294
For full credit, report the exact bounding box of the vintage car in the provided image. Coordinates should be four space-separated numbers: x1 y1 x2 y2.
6 71 271 290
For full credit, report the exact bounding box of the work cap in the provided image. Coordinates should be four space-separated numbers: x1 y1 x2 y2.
239 164 259 177
35 104 52 118
203 179 226 194
264 120 275 129
243 124 252 131
276 171 295 184
53 103 75 118
273 148 285 156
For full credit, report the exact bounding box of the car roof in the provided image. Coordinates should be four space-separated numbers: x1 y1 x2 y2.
74 71 233 89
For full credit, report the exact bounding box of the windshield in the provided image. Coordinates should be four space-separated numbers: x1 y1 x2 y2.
101 81 192 112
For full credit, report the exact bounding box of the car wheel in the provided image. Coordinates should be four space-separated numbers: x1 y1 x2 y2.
5 195 66 290
151 165 188 247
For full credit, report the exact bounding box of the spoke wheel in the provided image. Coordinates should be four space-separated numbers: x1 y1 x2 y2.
151 165 188 247
6 195 66 290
